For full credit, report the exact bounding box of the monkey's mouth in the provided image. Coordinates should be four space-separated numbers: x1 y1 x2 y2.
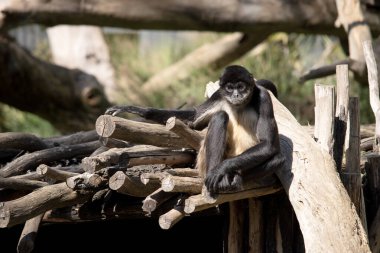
227 97 247 106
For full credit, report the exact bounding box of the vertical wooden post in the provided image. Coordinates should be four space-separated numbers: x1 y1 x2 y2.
363 40 380 153
365 154 380 224
363 39 380 252
341 97 367 231
248 198 263 253
369 208 380 253
228 200 245 253
333 64 350 172
314 84 335 154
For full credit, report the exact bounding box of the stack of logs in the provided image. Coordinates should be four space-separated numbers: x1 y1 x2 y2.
0 114 284 252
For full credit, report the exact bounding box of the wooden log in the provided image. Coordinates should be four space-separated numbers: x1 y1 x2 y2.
365 154 380 225
2 0 380 35
0 141 100 177
228 200 245 253
109 171 160 197
0 36 110 133
369 207 380 253
66 172 105 190
184 186 282 214
17 213 44 253
142 188 177 215
158 202 186 230
272 93 370 252
82 145 194 173
47 25 117 101
95 115 193 148
140 172 166 185
248 198 264 253
0 177 47 191
161 175 203 194
165 117 203 150
166 168 199 177
44 130 98 146
0 132 49 151
12 172 43 181
98 137 131 148
361 137 374 151
0 182 92 227
363 40 380 152
314 84 335 154
36 164 79 182
335 0 372 62
333 64 350 172
82 145 159 172
340 98 366 230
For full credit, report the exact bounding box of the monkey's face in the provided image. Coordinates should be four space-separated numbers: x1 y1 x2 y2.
219 65 255 107
222 81 253 106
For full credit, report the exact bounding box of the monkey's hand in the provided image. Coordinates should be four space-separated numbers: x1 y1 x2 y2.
205 168 240 194
105 105 147 117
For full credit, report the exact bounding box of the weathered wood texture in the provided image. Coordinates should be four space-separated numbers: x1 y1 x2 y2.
0 36 110 132
248 198 264 253
17 213 44 253
333 64 350 172
96 115 202 148
109 171 160 197
161 175 203 194
272 94 371 252
335 0 372 61
165 117 203 150
340 97 367 230
36 164 79 182
47 25 117 101
0 141 100 177
228 200 245 253
0 183 92 228
314 84 335 154
1 0 379 35
82 145 194 173
363 40 380 152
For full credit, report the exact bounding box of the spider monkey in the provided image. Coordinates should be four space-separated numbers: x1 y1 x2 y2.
106 65 284 194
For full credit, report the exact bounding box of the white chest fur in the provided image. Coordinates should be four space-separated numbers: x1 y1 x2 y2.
224 105 259 157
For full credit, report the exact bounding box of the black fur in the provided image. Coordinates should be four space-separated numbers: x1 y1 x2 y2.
105 65 284 194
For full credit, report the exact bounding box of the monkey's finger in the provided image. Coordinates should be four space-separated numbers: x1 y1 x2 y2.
219 176 230 192
211 175 223 193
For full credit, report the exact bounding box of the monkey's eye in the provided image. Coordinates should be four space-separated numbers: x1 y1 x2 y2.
236 82 246 92
225 84 234 93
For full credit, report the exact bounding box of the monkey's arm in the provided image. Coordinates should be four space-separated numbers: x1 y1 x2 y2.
105 105 196 124
205 90 284 192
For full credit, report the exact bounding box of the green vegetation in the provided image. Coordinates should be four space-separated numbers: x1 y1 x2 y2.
0 31 374 136
0 103 58 137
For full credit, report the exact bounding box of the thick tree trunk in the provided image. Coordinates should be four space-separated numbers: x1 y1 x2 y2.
47 25 118 102
272 94 370 252
1 0 379 35
0 35 110 133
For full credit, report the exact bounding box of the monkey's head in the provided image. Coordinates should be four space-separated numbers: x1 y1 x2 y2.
219 65 256 106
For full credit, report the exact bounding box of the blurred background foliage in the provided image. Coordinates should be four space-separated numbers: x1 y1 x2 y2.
0 31 374 136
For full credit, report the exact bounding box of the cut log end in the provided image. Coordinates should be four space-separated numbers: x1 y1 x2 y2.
96 115 116 138
36 164 48 175
165 117 176 130
142 198 157 214
0 204 10 228
109 171 126 191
